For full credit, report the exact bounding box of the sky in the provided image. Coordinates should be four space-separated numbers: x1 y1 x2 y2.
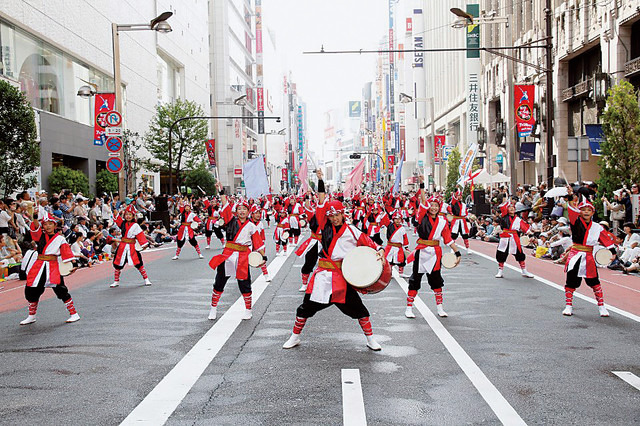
263 0 389 157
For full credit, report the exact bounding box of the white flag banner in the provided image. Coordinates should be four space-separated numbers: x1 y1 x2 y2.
243 155 270 199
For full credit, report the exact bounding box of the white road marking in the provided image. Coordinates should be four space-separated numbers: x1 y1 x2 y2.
394 272 527 426
342 369 367 426
612 371 640 391
469 249 640 323
120 250 294 425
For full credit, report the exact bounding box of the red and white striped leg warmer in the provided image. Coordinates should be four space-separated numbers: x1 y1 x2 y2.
211 290 223 307
301 273 310 286
276 245 280 253
564 287 575 306
206 236 211 245
195 245 202 255
220 238 226 245
261 264 269 276
114 269 121 281
288 237 293 245
407 289 417 307
138 266 148 279
592 284 605 306
433 288 443 305
28 302 38 316
518 261 526 269
242 292 252 310
175 247 182 256
294 236 299 244
358 317 373 336
293 316 307 334
498 262 504 270
64 298 77 315
464 239 470 249
283 244 287 252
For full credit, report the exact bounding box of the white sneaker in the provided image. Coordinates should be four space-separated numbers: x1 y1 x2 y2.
298 284 307 292
366 335 382 351
282 333 301 349
199 254 204 259
495 269 504 278
20 315 37 325
242 309 253 320
205 245 210 250
562 305 573 316
264 274 272 282
66 313 80 323
598 305 610 317
144 278 152 286
208 306 217 320
437 305 448 317
465 248 469 255
110 281 120 288
405 307 416 318
521 269 534 278
172 255 179 260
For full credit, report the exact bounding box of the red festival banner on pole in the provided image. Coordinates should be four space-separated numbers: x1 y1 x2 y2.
205 139 216 167
514 84 535 138
94 93 116 146
434 135 445 164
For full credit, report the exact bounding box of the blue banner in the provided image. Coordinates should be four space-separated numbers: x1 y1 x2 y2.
519 142 536 161
585 124 603 156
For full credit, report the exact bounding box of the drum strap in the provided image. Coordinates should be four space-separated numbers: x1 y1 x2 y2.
572 244 593 253
181 222 190 226
38 255 57 261
318 259 343 270
388 242 404 248
225 242 249 252
121 238 136 244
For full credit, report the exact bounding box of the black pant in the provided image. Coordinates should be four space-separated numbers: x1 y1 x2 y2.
213 263 252 293
496 246 526 263
301 243 319 274
451 232 469 241
408 250 444 290
25 275 71 304
295 286 369 319
566 258 599 288
371 233 383 246
290 227 301 237
177 237 198 248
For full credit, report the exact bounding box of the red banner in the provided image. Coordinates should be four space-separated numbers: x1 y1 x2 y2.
434 135 446 164
282 168 288 181
387 155 395 166
205 139 216 167
515 84 535 137
94 93 115 146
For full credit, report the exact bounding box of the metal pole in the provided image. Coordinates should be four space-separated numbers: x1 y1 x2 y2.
112 23 125 199
545 0 555 188
429 97 435 192
506 18 517 192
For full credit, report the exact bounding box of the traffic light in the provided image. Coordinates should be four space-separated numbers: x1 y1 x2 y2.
349 153 361 159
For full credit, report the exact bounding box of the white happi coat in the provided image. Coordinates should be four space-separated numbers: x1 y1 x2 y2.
289 203 303 229
497 216 528 255
178 211 199 240
27 228 75 288
411 204 454 274
385 225 408 264
114 220 146 267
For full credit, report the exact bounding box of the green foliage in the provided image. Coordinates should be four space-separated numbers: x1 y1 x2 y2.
121 130 143 194
144 99 209 188
96 169 119 195
0 80 40 196
48 166 89 194
309 179 316 191
445 148 461 198
183 165 217 196
598 80 640 198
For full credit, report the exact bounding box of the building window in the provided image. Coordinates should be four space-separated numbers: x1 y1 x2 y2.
157 53 182 104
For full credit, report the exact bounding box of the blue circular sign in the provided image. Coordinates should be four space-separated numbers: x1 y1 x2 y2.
106 157 123 173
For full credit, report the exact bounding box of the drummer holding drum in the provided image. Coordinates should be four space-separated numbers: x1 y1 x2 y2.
274 209 291 256
283 170 384 351
405 179 461 319
384 211 409 277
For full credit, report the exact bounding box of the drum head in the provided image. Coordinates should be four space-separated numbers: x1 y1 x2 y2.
520 235 530 246
342 246 382 288
299 219 307 228
595 249 614 266
441 253 457 269
216 218 225 226
248 252 263 267
190 222 199 230
59 261 74 276
281 231 290 241
446 214 454 222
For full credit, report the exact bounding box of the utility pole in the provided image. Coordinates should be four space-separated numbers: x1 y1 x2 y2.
545 0 554 189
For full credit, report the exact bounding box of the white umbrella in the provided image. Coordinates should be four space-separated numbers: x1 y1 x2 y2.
544 186 568 198
491 172 510 183
471 169 492 185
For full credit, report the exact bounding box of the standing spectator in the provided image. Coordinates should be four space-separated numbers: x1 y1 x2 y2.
620 189 633 224
0 200 17 236
135 191 151 219
602 193 625 236
102 196 114 227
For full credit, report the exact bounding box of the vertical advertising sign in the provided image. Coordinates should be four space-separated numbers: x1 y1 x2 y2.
434 135 445 164
297 106 304 167
255 0 265 134
388 0 395 123
466 4 480 147
94 93 116 146
205 139 216 167
514 84 535 137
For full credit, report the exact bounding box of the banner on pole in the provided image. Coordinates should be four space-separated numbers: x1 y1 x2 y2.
515 84 535 137
457 143 479 186
205 139 216 167
94 93 116 146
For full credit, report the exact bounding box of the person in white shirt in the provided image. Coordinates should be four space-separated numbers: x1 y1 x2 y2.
71 235 91 267
619 223 640 264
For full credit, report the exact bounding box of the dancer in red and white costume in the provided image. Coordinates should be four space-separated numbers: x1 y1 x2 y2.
172 203 203 260
365 203 390 247
274 209 291 256
250 205 271 282
384 211 409 276
295 197 322 292
20 213 80 325
208 186 266 320
405 180 461 318
448 189 470 254
288 197 303 245
111 204 151 287
204 198 225 249
494 197 534 278
562 190 616 317
283 170 383 351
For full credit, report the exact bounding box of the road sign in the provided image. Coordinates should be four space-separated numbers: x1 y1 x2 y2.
388 155 395 166
234 168 243 176
105 127 123 137
106 137 123 153
106 157 123 174
496 153 504 164
106 110 122 127
443 146 453 161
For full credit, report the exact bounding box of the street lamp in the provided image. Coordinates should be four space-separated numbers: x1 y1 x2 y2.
111 11 173 198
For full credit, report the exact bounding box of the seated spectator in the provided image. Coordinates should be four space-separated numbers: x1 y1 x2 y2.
71 234 91 267
484 219 502 243
548 229 572 260
1 234 23 263
612 223 640 269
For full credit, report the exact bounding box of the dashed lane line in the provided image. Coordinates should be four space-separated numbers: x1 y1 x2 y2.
612 371 640 391
342 368 367 426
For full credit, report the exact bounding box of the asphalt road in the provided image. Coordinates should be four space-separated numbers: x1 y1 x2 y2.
0 227 638 425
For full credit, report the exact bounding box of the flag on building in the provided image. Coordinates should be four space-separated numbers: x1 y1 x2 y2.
297 155 309 195
243 155 270 199
343 158 366 199
393 156 404 195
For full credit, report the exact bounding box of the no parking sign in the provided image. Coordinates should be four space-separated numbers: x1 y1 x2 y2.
106 157 123 174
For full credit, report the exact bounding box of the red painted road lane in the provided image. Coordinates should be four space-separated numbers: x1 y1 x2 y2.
468 239 640 317
0 247 176 314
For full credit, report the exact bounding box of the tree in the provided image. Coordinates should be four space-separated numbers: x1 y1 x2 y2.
96 169 119 196
598 80 640 198
48 166 89 194
144 99 209 190
183 164 217 196
445 148 461 198
121 130 143 195
0 80 40 197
